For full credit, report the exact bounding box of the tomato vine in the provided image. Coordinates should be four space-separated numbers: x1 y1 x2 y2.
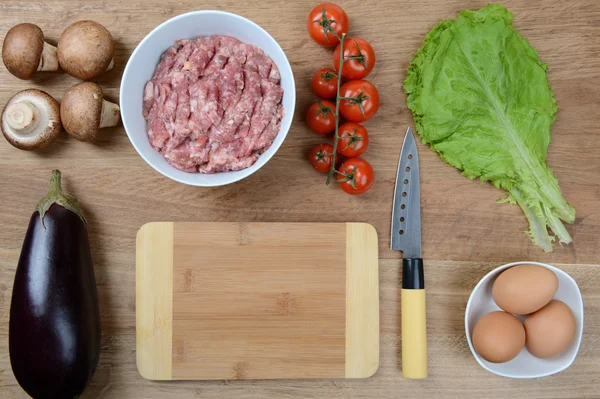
326 31 347 185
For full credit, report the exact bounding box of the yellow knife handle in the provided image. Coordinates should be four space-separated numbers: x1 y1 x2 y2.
401 258 427 379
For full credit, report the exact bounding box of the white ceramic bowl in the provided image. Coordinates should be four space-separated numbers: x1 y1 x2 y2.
120 11 296 186
465 261 584 378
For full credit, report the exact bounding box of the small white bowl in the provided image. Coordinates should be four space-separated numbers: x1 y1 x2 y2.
120 11 296 186
465 261 584 378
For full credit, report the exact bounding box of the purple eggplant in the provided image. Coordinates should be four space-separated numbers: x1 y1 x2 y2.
9 170 100 399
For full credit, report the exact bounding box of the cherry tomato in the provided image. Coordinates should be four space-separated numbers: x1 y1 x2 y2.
309 143 334 172
306 100 336 134
337 122 369 158
339 80 380 122
307 3 349 47
333 38 375 80
337 158 375 195
311 68 338 99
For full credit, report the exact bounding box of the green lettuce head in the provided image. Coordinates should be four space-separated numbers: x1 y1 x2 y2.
404 4 575 252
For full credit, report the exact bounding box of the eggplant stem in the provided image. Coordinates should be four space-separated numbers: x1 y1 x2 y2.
36 170 86 227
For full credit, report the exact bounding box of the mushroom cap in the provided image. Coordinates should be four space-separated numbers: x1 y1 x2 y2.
2 23 45 80
1 89 61 150
57 20 114 80
60 82 104 141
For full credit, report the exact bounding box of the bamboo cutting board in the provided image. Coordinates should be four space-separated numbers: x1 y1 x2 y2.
136 222 379 380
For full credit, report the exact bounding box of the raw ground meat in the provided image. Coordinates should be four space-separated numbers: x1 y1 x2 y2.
143 36 284 173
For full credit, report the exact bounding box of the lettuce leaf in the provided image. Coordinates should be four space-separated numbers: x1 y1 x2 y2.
404 4 575 252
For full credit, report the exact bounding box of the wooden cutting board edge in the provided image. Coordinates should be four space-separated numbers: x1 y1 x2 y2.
136 221 174 380
135 222 379 381
346 222 380 379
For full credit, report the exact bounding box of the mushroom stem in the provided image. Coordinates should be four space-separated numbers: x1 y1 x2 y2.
106 58 114 72
38 42 59 72
5 101 41 134
100 100 120 128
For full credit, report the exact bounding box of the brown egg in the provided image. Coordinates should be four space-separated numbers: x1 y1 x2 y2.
492 265 558 315
524 300 576 359
472 311 526 363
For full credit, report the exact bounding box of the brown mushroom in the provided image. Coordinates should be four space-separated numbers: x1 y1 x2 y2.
60 82 120 141
2 23 59 80
57 21 114 80
1 89 61 150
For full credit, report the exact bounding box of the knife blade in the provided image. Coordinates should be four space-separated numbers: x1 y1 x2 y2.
391 127 427 379
391 127 421 257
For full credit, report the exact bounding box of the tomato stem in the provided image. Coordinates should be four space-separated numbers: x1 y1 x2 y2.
336 166 357 189
327 32 346 185
321 70 337 82
342 90 369 116
342 128 363 150
344 40 368 68
316 100 334 118
315 145 332 162
316 7 338 44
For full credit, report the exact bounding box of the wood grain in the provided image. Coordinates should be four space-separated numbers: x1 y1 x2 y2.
345 223 379 378
171 222 346 380
0 0 599 397
136 222 173 380
137 222 379 380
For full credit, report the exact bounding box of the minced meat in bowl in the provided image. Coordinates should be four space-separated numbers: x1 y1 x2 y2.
143 36 285 174
120 11 295 186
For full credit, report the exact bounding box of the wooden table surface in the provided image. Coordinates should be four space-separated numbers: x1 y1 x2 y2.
1 0 599 398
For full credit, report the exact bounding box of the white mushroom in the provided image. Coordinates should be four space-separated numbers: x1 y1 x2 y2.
57 21 115 80
60 82 120 141
1 89 61 150
2 23 59 80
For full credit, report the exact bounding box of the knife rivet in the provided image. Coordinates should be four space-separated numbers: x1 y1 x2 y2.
408 154 413 159
406 167 410 172
404 179 408 184
401 204 406 209
402 192 407 197
399 230 404 235
400 217 405 222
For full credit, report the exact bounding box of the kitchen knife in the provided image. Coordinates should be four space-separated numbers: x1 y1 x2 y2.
391 127 427 379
